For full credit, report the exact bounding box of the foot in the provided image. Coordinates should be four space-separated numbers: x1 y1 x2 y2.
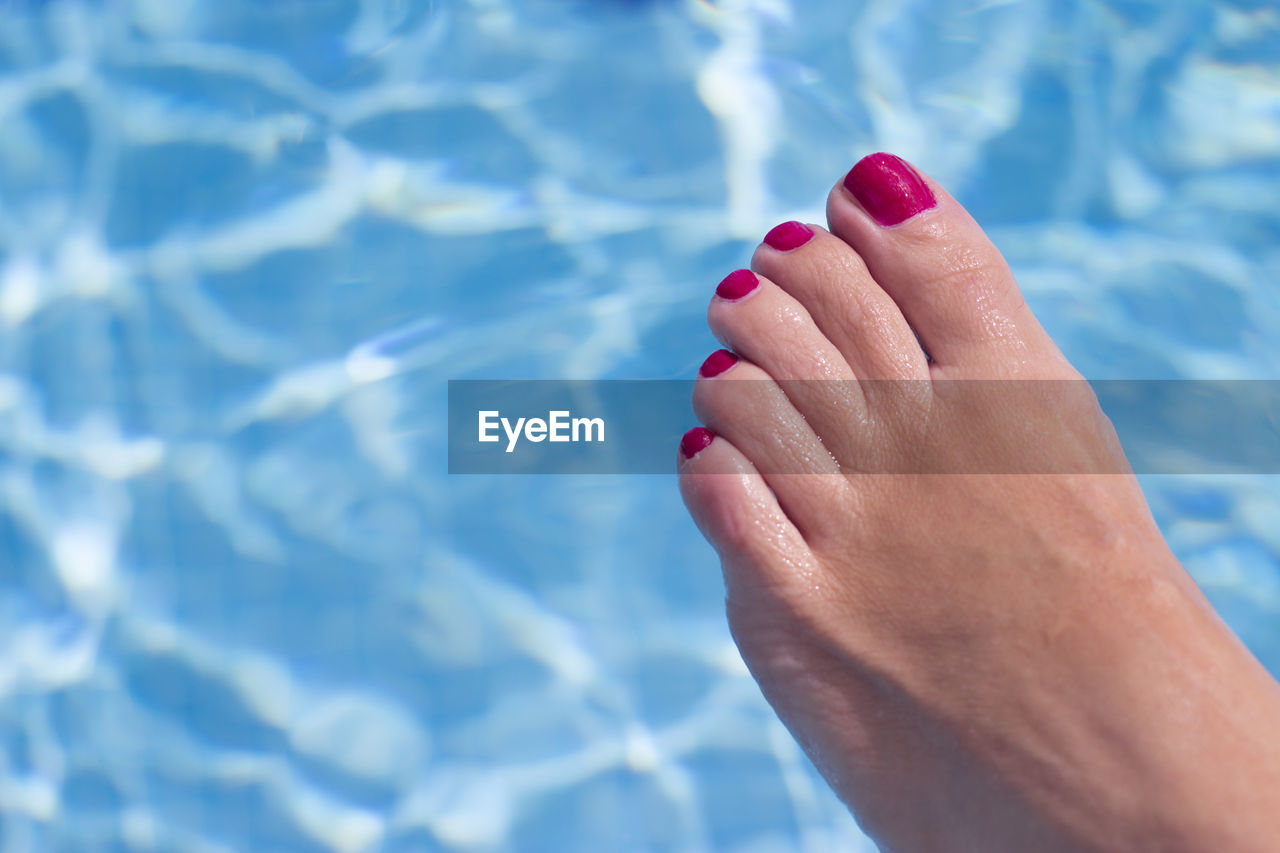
678 154 1280 852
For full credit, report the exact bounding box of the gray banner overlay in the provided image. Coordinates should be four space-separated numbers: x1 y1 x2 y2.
447 380 1280 474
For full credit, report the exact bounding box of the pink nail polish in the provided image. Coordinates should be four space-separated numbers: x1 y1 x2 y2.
763 221 814 251
716 269 758 300
842 153 937 226
699 349 738 378
680 426 715 459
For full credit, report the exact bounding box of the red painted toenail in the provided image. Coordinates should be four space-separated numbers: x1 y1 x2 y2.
763 221 814 251
842 153 937 226
699 349 739 378
680 426 715 459
716 269 759 300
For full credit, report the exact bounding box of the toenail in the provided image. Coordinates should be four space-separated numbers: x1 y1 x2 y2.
716 269 759 301
680 426 715 459
698 349 739 378
763 221 814 251
842 153 937 226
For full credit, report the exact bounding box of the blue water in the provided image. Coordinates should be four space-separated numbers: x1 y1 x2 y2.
1 1 1278 850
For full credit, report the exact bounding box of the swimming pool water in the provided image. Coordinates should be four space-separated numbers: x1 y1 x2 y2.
1 0 1278 850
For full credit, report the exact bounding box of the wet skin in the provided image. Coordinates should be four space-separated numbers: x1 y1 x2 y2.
678 154 1280 852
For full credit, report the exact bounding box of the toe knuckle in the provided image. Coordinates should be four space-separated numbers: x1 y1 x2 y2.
934 243 1011 296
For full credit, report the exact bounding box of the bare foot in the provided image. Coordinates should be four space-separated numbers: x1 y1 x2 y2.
678 154 1280 852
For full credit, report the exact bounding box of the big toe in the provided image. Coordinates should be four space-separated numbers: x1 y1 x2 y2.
826 153 1073 378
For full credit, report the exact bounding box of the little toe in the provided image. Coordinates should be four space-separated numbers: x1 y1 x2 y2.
677 428 822 605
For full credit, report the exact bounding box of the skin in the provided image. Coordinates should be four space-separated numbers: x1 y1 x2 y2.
677 158 1280 852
